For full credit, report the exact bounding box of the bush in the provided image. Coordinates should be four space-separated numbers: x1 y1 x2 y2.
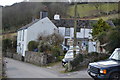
89 52 99 56
37 33 64 47
12 39 17 52
85 52 109 62
28 41 38 51
65 53 84 72
38 41 51 53
51 46 61 57
71 53 83 67
37 33 64 62
105 26 120 53
2 38 12 52
57 56 64 61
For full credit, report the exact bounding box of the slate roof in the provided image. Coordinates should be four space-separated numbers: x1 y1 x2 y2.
52 19 115 29
18 17 115 31
52 19 97 29
18 19 39 31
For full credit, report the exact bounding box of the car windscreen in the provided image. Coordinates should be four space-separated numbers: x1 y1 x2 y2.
65 51 80 58
109 50 120 61
69 46 79 50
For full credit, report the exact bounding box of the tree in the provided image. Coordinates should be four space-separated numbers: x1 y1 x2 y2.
37 33 64 56
112 18 120 26
12 38 17 52
2 2 69 32
2 39 12 52
105 26 120 53
92 18 111 37
37 33 64 47
97 31 108 45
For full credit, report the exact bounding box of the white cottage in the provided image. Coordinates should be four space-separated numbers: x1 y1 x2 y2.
52 19 97 53
52 19 114 53
17 17 57 56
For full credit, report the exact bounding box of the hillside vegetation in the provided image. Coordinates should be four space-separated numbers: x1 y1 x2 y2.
2 2 119 33
68 3 118 18
2 2 69 32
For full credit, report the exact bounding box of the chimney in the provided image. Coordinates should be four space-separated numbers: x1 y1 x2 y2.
54 14 60 20
40 11 48 19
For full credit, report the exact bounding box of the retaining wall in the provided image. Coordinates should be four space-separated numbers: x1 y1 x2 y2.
25 51 48 66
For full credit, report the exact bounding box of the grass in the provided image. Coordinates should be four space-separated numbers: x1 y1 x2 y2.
60 65 88 73
68 3 118 18
90 14 119 20
43 61 61 67
0 32 17 40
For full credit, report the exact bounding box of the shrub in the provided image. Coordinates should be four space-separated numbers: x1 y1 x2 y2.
51 46 61 57
71 53 83 67
37 33 64 47
28 41 38 51
38 41 51 53
65 53 84 72
57 56 64 61
37 33 64 62
12 39 17 52
2 38 12 52
91 52 99 56
85 52 109 62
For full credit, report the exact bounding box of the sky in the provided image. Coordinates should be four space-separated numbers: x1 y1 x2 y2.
0 0 119 6
0 0 25 6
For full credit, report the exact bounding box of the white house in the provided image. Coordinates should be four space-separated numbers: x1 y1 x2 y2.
52 19 96 53
58 27 96 53
17 17 57 56
52 18 115 53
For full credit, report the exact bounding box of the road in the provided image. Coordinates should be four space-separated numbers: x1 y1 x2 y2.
5 58 93 79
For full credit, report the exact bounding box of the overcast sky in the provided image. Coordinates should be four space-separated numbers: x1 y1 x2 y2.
0 0 119 6
0 0 25 6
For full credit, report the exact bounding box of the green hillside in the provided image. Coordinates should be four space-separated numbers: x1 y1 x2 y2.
2 2 119 33
68 3 118 18
90 14 119 20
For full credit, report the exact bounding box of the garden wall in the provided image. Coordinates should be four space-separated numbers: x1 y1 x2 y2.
13 54 23 61
80 53 110 67
5 52 13 58
5 52 23 61
5 51 52 66
24 51 48 66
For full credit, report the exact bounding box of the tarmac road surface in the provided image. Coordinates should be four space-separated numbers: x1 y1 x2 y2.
5 58 93 79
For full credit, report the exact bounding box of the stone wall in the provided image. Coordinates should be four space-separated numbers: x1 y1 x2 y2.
5 52 13 58
25 51 48 66
5 51 50 66
5 52 23 61
80 53 110 66
13 54 23 61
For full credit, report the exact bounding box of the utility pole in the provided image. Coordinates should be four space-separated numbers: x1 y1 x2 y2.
73 2 77 58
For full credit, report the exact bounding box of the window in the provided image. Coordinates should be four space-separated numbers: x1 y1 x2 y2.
109 50 120 60
22 30 24 41
19 31 21 41
76 27 81 32
65 28 70 36
78 41 80 45
22 44 24 54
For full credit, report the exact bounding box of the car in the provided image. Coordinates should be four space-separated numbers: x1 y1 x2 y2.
87 48 120 80
62 49 80 67
69 46 80 50
61 44 69 52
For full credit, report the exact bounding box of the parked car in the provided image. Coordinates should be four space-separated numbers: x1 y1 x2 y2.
61 44 69 52
87 48 120 80
62 49 80 67
69 46 80 50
